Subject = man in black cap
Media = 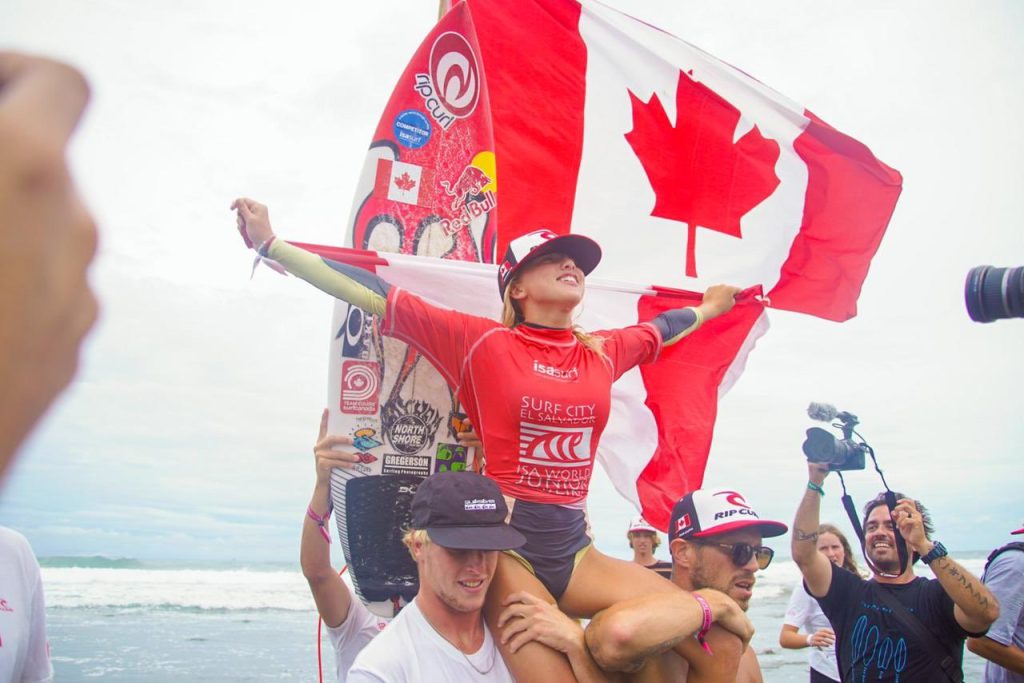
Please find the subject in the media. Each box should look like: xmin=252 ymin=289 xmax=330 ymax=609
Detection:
xmin=348 ymin=470 xmax=599 ymax=682
xmin=586 ymin=487 xmax=784 ymax=682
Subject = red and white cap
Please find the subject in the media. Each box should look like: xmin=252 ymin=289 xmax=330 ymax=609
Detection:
xmin=627 ymin=516 xmax=659 ymax=535
xmin=669 ymin=488 xmax=788 ymax=541
xmin=497 ymin=229 xmax=602 ymax=299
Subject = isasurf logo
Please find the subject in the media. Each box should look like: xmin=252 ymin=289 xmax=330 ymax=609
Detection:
xmin=340 ymin=360 xmax=380 ymax=415
xmin=532 ymin=360 xmax=579 ymax=382
xmin=413 ymin=31 xmax=480 ymax=130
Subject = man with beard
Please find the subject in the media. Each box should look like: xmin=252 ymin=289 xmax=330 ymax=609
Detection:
xmin=586 ymin=488 xmax=783 ymax=682
xmin=792 ymin=463 xmax=999 ymax=681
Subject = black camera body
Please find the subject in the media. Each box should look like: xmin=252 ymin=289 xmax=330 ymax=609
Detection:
xmin=802 ymin=426 xmax=867 ymax=470
xmin=802 ymin=403 xmax=868 ymax=471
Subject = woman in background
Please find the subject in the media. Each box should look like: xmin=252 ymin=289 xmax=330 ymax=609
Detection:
xmin=779 ymin=523 xmax=861 ymax=683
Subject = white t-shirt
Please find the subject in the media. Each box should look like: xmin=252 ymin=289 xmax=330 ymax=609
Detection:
xmin=347 ymin=598 xmax=513 ymax=683
xmin=0 ymin=527 xmax=53 ymax=683
xmin=783 ymin=578 xmax=839 ymax=681
xmin=981 ymin=548 xmax=1024 ymax=683
xmin=325 ymin=596 xmax=389 ymax=682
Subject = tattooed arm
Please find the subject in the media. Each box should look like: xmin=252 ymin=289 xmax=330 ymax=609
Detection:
xmin=892 ymin=498 xmax=999 ymax=633
xmin=791 ymin=463 xmax=833 ymax=597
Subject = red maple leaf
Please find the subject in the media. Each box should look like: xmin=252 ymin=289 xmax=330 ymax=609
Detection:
xmin=625 ymin=70 xmax=781 ymax=278
xmin=393 ymin=172 xmax=417 ymax=192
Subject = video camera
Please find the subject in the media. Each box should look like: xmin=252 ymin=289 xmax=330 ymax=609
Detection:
xmin=801 ymin=402 xmax=867 ymax=471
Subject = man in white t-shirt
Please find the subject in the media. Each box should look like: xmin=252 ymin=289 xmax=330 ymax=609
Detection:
xmin=0 ymin=526 xmax=53 ymax=683
xmin=346 ymin=470 xmax=527 ymax=682
xmin=309 ymin=415 xmax=613 ymax=682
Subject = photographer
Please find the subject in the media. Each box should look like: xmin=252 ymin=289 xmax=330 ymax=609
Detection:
xmin=791 ymin=462 xmax=998 ymax=682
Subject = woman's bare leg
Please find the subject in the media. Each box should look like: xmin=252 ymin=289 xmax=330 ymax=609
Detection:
xmin=484 ymin=553 xmax=580 ymax=682
xmin=559 ymin=545 xmax=678 ymax=617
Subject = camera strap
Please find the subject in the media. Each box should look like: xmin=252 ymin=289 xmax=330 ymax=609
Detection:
xmin=885 ymin=489 xmax=911 ymax=576
xmin=837 ymin=472 xmax=909 ymax=578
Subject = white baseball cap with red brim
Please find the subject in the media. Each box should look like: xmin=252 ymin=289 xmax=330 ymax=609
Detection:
xmin=497 ymin=229 xmax=601 ymax=299
xmin=669 ymin=488 xmax=788 ymax=541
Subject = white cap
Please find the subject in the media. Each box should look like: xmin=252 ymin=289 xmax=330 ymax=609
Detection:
xmin=627 ymin=516 xmax=659 ymax=535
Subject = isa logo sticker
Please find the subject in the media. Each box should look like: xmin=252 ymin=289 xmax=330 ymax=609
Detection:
xmin=393 ymin=110 xmax=432 ymax=149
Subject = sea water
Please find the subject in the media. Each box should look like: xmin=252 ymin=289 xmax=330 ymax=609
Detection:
xmin=41 ymin=555 xmax=989 ymax=681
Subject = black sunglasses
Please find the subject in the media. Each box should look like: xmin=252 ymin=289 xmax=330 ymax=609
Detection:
xmin=695 ymin=541 xmax=774 ymax=570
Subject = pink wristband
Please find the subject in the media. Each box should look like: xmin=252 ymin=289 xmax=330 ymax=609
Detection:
xmin=256 ymin=235 xmax=277 ymax=257
xmin=692 ymin=593 xmax=714 ymax=655
xmin=307 ymin=503 xmax=333 ymax=544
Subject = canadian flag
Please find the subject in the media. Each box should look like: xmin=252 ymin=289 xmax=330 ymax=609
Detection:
xmin=339 ymin=0 xmax=901 ymax=529
xmin=372 ymin=159 xmax=434 ymax=207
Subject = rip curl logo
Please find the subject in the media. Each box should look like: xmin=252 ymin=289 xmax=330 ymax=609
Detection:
xmin=712 ymin=490 xmax=760 ymax=520
xmin=715 ymin=491 xmax=751 ymax=509
xmin=413 ymin=32 xmax=480 ymax=130
xmin=517 ymin=229 xmax=558 ymax=256
xmin=519 ymin=423 xmax=592 ymax=468
xmin=340 ymin=360 xmax=381 ymax=415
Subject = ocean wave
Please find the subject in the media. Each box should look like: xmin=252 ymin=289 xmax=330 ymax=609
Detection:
xmin=39 ymin=555 xmax=145 ymax=569
xmin=40 ymin=567 xmax=318 ymax=612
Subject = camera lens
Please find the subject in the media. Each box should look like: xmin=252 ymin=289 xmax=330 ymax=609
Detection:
xmin=965 ymin=265 xmax=1024 ymax=323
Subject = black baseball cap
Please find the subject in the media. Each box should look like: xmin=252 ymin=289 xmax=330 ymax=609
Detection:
xmin=497 ymin=229 xmax=602 ymax=299
xmin=411 ymin=472 xmax=526 ymax=551
xmin=669 ymin=488 xmax=788 ymax=541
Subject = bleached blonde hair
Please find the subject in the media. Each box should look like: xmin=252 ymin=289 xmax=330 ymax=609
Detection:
xmin=402 ymin=528 xmax=431 ymax=561
xmin=628 ymin=530 xmax=661 ymax=550
xmin=501 ymin=280 xmax=605 ymax=356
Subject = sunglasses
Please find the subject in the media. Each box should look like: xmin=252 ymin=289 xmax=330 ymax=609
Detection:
xmin=695 ymin=541 xmax=775 ymax=570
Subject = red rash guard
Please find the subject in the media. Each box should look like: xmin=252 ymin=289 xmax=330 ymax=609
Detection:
xmin=384 ymin=287 xmax=662 ymax=505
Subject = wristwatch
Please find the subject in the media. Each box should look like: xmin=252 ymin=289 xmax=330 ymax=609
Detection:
xmin=921 ymin=541 xmax=948 ymax=565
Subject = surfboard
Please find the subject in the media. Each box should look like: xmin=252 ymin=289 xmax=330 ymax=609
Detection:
xmin=327 ymin=297 xmax=479 ymax=617
xmin=328 ymin=4 xmax=497 ymax=618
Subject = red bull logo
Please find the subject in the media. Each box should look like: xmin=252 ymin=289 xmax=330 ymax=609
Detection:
xmin=440 ymin=165 xmax=491 ymax=212
xmin=439 ymin=164 xmax=497 ymax=236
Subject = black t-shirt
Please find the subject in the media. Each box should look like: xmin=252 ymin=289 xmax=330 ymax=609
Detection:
xmin=813 ymin=564 xmax=971 ymax=682
xmin=645 ymin=560 xmax=673 ymax=580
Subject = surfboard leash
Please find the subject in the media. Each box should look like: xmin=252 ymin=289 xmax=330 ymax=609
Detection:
xmin=316 ymin=564 xmax=349 ymax=683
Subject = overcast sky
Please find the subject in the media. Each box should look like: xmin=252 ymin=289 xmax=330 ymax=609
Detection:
xmin=1 ymin=0 xmax=1021 ymax=564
